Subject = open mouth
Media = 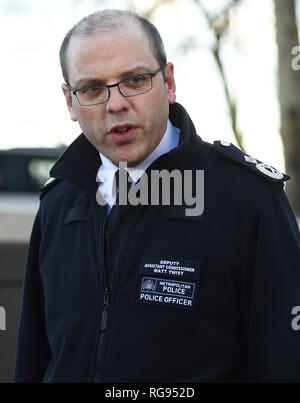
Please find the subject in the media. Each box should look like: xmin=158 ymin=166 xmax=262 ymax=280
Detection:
xmin=110 ymin=125 xmax=137 ymax=142
xmin=114 ymin=126 xmax=131 ymax=134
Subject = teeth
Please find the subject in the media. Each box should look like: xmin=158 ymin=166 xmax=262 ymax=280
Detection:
xmin=115 ymin=127 xmax=130 ymax=133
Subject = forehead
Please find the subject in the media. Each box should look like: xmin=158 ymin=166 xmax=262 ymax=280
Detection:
xmin=67 ymin=26 xmax=157 ymax=84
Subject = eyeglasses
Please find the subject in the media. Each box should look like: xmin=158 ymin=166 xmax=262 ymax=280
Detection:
xmin=67 ymin=66 xmax=165 ymax=106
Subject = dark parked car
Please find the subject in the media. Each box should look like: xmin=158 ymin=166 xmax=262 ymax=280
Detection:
xmin=0 ymin=146 xmax=65 ymax=382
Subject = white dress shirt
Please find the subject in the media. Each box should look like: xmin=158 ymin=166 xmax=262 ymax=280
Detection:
xmin=96 ymin=119 xmax=180 ymax=212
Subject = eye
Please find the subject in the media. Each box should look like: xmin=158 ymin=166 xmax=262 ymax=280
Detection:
xmin=126 ymin=75 xmax=148 ymax=87
xmin=79 ymin=86 xmax=105 ymax=97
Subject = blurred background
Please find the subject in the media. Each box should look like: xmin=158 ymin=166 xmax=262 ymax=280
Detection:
xmin=0 ymin=0 xmax=300 ymax=382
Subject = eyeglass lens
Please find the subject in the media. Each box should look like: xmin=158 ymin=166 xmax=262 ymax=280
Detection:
xmin=76 ymin=74 xmax=153 ymax=105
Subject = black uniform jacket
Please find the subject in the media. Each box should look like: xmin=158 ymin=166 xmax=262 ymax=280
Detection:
xmin=14 ymin=102 xmax=300 ymax=382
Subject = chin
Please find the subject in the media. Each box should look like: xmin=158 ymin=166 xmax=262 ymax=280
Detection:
xmin=126 ymin=160 xmax=141 ymax=168
xmin=114 ymin=152 xmax=146 ymax=167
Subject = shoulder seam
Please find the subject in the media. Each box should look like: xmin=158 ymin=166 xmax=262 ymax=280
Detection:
xmin=39 ymin=178 xmax=60 ymax=200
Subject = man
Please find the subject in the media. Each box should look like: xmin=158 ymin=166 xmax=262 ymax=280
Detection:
xmin=15 ymin=9 xmax=300 ymax=383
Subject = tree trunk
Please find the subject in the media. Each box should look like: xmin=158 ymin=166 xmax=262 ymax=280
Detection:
xmin=274 ymin=0 xmax=300 ymax=216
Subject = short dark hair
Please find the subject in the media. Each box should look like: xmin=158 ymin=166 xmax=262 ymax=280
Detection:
xmin=59 ymin=9 xmax=167 ymax=84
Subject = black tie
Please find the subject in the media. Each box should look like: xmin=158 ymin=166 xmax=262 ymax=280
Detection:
xmin=104 ymin=170 xmax=133 ymax=287
xmin=114 ymin=168 xmax=133 ymax=206
xmin=105 ymin=169 xmax=133 ymax=250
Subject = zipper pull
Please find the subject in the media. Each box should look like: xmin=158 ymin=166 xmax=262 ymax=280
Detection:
xmin=100 ymin=289 xmax=110 ymax=332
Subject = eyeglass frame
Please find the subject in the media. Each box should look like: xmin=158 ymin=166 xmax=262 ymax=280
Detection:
xmin=66 ymin=65 xmax=166 ymax=106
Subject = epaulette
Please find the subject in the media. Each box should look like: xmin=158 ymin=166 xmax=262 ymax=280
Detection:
xmin=39 ymin=177 xmax=60 ymax=200
xmin=213 ymin=140 xmax=290 ymax=185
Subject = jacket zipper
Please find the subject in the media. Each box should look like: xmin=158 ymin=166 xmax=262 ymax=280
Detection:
xmin=100 ymin=288 xmax=110 ymax=331
xmin=92 ymin=210 xmax=133 ymax=382
xmin=92 ymin=200 xmax=135 ymax=381
xmin=93 ymin=213 xmax=110 ymax=382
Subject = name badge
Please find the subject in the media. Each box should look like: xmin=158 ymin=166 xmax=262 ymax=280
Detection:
xmin=140 ymin=256 xmax=200 ymax=280
xmin=137 ymin=276 xmax=197 ymax=310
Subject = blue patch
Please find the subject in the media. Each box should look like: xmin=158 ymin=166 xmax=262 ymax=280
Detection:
xmin=140 ymin=257 xmax=200 ymax=280
xmin=137 ymin=276 xmax=197 ymax=310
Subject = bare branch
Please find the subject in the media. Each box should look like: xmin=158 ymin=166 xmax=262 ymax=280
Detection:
xmin=141 ymin=0 xmax=177 ymax=20
xmin=194 ymin=0 xmax=245 ymax=151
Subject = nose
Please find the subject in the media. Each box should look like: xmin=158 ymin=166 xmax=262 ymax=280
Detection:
xmin=106 ymin=85 xmax=130 ymax=113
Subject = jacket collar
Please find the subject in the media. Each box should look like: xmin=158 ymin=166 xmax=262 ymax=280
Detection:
xmin=50 ymin=102 xmax=200 ymax=192
xmin=50 ymin=131 xmax=100 ymax=192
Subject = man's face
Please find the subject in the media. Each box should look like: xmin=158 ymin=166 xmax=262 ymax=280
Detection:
xmin=62 ymin=25 xmax=176 ymax=167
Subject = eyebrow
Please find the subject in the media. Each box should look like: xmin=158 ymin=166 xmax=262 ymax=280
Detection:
xmin=74 ymin=65 xmax=154 ymax=88
xmin=119 ymin=65 xmax=153 ymax=78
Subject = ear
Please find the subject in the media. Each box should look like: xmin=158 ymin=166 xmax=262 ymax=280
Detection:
xmin=164 ymin=62 xmax=176 ymax=104
xmin=62 ymin=84 xmax=78 ymax=122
